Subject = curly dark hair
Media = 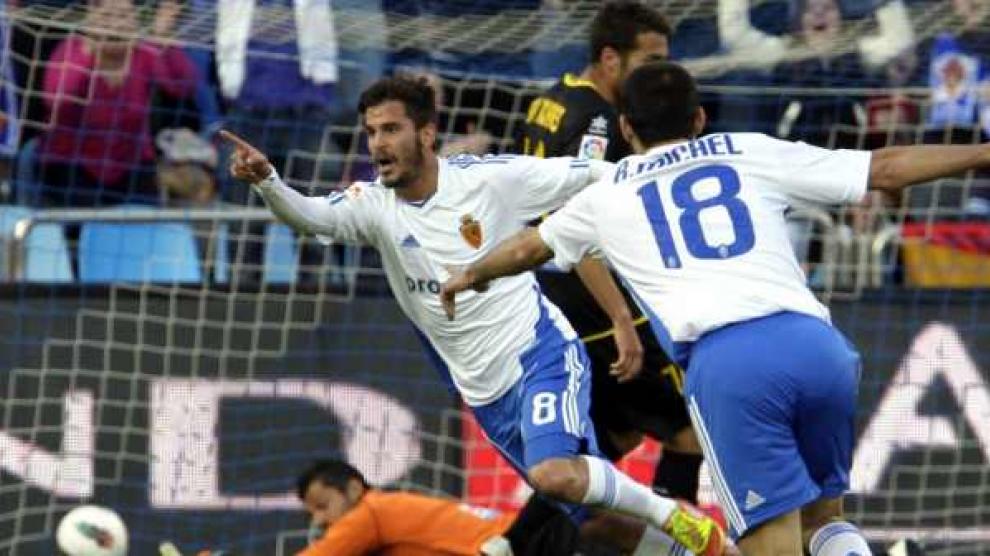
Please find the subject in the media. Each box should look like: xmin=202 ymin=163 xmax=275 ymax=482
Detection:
xmin=358 ymin=75 xmax=438 ymax=129
xmin=619 ymin=61 xmax=699 ymax=144
xmin=590 ymin=1 xmax=672 ymax=62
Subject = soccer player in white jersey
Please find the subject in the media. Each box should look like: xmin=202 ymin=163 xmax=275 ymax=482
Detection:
xmin=222 ymin=75 xmax=729 ymax=556
xmin=442 ymin=61 xmax=990 ymax=556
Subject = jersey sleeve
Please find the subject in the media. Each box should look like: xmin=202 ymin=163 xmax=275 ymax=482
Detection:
xmin=296 ymin=502 xmax=380 ymax=556
xmin=537 ymin=184 xmax=601 ymax=271
xmin=254 ymin=173 xmax=383 ymax=246
xmin=756 ymin=134 xmax=871 ymax=205
xmin=486 ymin=155 xmax=613 ymax=222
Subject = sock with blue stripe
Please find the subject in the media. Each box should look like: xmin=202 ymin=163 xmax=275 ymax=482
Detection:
xmin=581 ymin=455 xmax=677 ymax=529
xmin=809 ymin=521 xmax=872 ymax=556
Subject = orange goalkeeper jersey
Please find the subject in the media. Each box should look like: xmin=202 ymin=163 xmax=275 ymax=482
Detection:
xmin=297 ymin=491 xmax=515 ymax=556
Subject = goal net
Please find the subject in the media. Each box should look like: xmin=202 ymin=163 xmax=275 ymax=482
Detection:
xmin=0 ymin=1 xmax=988 ymax=555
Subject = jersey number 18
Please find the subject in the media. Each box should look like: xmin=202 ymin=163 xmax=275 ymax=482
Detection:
xmin=636 ymin=164 xmax=755 ymax=268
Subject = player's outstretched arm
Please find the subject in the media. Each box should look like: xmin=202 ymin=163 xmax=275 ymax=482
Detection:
xmin=440 ymin=227 xmax=552 ymax=320
xmin=220 ymin=130 xmax=361 ymax=241
xmin=869 ymin=143 xmax=990 ymax=193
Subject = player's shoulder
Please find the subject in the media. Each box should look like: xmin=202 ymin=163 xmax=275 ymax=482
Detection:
xmin=534 ymin=74 xmax=610 ymax=121
xmin=364 ymin=489 xmax=451 ymax=515
xmin=327 ymin=180 xmax=389 ymax=208
xmin=557 ymin=74 xmax=609 ymax=106
xmin=719 ymin=132 xmax=787 ymax=152
xmin=442 ymin=153 xmax=522 ymax=182
xmin=559 ymin=82 xmax=612 ymax=126
xmin=444 ymin=153 xmax=519 ymax=170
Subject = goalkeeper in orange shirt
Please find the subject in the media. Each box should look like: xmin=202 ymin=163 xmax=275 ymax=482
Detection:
xmin=295 ymin=459 xmax=515 ymax=556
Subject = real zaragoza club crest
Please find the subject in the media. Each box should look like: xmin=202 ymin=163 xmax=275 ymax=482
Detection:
xmin=459 ymin=214 xmax=482 ymax=249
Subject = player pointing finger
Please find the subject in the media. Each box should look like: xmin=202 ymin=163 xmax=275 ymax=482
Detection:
xmin=219 ymin=129 xmax=274 ymax=183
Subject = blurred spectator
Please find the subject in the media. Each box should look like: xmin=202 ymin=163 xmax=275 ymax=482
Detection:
xmin=925 ymin=23 xmax=990 ymax=150
xmin=717 ymin=0 xmax=787 ymax=69
xmin=0 ymin=15 xmax=19 ymax=160
xmin=386 ymin=0 xmax=539 ymax=78
xmin=928 ymin=34 xmax=983 ymax=132
xmin=1 ymin=14 xmax=20 ymax=197
xmin=864 ymin=47 xmax=922 ymax=149
xmin=217 ymin=0 xmax=342 ymax=191
xmin=930 ymin=0 xmax=990 ymax=217
xmin=34 ymin=0 xmax=197 ymax=207
xmin=155 ymin=127 xmax=219 ymax=207
xmin=333 ymin=0 xmax=387 ymax=126
xmin=952 ymin=0 xmax=990 ymax=34
xmin=718 ymin=0 xmax=913 ymax=71
xmin=216 ymin=0 xmax=345 ymax=285
xmin=772 ymin=0 xmax=869 ymax=147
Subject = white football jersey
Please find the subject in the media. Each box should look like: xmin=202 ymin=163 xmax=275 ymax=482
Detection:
xmin=538 ymin=132 xmax=871 ymax=343
xmin=256 ymin=154 xmax=609 ymax=405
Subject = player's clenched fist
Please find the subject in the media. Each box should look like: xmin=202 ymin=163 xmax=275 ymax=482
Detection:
xmin=220 ymin=129 xmax=274 ymax=183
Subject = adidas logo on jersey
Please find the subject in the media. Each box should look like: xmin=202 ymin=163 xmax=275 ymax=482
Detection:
xmin=401 ymin=235 xmax=420 ymax=248
xmin=744 ymin=490 xmax=765 ymax=510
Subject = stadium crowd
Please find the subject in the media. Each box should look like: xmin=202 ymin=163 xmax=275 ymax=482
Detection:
xmin=1 ymin=0 xmax=988 ymax=215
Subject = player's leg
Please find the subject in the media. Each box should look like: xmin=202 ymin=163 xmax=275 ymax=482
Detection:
xmin=802 ymin=496 xmax=872 ymax=556
xmin=471 ymin=382 xmax=581 ymax=556
xmin=586 ymin=333 xmax=646 ymax=462
xmin=502 ymin=495 xmax=580 ymax=556
xmin=468 ymin=365 xmax=669 ymax=556
xmin=683 ymin=312 xmax=828 ymax=555
xmin=519 ymin=336 xmax=726 ymax=556
xmin=586 ymin=324 xmax=704 ymax=503
xmin=656 ymin=425 xmax=704 ymax=503
xmin=637 ymin=329 xmax=704 ymax=503
xmin=793 ymin=325 xmax=871 ymax=556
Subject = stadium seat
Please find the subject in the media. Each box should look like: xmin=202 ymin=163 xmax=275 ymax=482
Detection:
xmin=263 ymin=222 xmax=299 ymax=284
xmin=0 ymin=205 xmax=73 ymax=283
xmin=78 ymin=221 xmax=202 ymax=283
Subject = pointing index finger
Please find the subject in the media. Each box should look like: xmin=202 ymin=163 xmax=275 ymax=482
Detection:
xmin=218 ymin=129 xmax=254 ymax=152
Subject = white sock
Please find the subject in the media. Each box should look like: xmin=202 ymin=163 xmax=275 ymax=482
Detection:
xmin=809 ymin=521 xmax=872 ymax=556
xmin=581 ymin=455 xmax=677 ymax=530
xmin=633 ymin=525 xmax=695 ymax=556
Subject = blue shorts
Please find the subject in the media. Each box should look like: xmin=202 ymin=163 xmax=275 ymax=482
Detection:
xmin=678 ymin=311 xmax=861 ymax=540
xmin=472 ymin=295 xmax=601 ymax=520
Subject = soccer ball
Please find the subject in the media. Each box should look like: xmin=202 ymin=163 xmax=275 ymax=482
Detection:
xmin=56 ymin=505 xmax=128 ymax=556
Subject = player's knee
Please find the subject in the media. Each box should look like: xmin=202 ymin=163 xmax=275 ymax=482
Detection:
xmin=527 ymin=458 xmax=587 ymax=503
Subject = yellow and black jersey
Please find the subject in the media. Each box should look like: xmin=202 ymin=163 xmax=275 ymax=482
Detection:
xmin=515 ymin=73 xmax=631 ymax=162
xmin=515 ymin=74 xmax=689 ymax=455
xmin=514 ymin=73 xmax=637 ymax=340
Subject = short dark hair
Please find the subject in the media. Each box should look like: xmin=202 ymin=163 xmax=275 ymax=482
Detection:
xmin=619 ymin=62 xmax=699 ymax=145
xmin=296 ymin=459 xmax=369 ymax=500
xmin=590 ymin=1 xmax=672 ymax=62
xmin=358 ymin=75 xmax=438 ymax=128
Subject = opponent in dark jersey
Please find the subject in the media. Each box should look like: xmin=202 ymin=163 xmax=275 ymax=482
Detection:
xmin=515 ymin=9 xmax=701 ymax=499
xmin=519 ymin=73 xmax=631 ymax=163
xmin=518 ymin=70 xmax=698 ymax=479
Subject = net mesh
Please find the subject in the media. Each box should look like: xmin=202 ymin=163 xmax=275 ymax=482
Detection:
xmin=0 ymin=0 xmax=988 ymax=554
